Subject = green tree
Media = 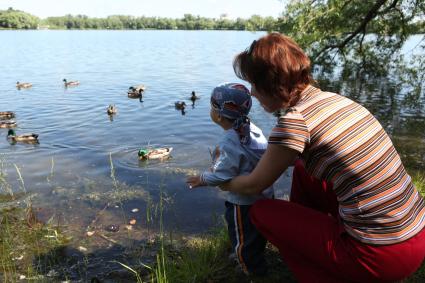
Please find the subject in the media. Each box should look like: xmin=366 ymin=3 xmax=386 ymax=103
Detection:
xmin=0 ymin=8 xmax=39 ymax=29
xmin=105 ymin=15 xmax=124 ymax=29
xmin=278 ymin=0 xmax=425 ymax=79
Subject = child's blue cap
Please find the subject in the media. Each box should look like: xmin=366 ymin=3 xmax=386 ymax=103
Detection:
xmin=211 ymin=83 xmax=252 ymax=144
xmin=211 ymin=83 xmax=252 ymax=120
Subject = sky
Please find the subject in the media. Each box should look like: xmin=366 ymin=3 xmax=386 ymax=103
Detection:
xmin=0 ymin=0 xmax=284 ymax=19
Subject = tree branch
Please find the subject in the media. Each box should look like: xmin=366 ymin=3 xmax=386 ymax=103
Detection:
xmin=314 ymin=0 xmax=390 ymax=60
xmin=378 ymin=0 xmax=400 ymax=15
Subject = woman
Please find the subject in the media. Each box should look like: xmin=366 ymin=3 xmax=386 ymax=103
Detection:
xmin=221 ymin=33 xmax=425 ymax=282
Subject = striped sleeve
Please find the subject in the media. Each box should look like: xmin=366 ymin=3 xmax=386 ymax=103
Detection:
xmin=268 ymin=109 xmax=309 ymax=153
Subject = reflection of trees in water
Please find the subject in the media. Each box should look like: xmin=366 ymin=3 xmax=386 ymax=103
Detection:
xmin=315 ymin=68 xmax=425 ymax=171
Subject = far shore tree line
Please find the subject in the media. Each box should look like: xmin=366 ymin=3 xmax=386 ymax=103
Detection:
xmin=0 ymin=8 xmax=277 ymax=31
xmin=1 ymin=7 xmax=424 ymax=34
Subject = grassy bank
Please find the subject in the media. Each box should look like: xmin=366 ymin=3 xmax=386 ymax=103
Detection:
xmin=1 ymin=159 xmax=425 ymax=282
xmin=0 ymin=207 xmax=70 ymax=281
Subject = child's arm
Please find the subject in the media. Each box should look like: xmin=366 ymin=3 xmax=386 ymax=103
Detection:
xmin=186 ymin=143 xmax=240 ymax=188
xmin=200 ymin=143 xmax=240 ymax=186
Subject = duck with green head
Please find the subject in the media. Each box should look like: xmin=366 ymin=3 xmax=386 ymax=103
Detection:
xmin=7 ymin=129 xmax=39 ymax=143
xmin=138 ymin=147 xmax=173 ymax=160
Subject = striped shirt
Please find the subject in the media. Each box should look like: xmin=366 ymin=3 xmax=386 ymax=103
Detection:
xmin=269 ymin=85 xmax=425 ymax=245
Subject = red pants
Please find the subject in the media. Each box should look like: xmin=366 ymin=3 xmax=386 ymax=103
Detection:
xmin=250 ymin=160 xmax=425 ymax=282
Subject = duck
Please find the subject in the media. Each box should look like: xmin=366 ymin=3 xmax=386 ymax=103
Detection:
xmin=107 ymin=104 xmax=117 ymax=115
xmin=7 ymin=129 xmax=39 ymax=143
xmin=128 ymin=85 xmax=146 ymax=98
xmin=175 ymin=101 xmax=186 ymax=110
xmin=128 ymin=88 xmax=144 ymax=99
xmin=0 ymin=111 xmax=15 ymax=119
xmin=16 ymin=82 xmax=32 ymax=89
xmin=138 ymin=147 xmax=173 ymax=160
xmin=190 ymin=91 xmax=199 ymax=102
xmin=0 ymin=121 xmax=17 ymax=128
xmin=63 ymin=79 xmax=80 ymax=87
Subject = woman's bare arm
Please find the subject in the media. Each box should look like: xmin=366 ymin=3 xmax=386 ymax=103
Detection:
xmin=220 ymin=144 xmax=299 ymax=195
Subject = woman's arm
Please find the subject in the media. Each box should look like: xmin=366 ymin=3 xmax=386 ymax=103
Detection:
xmin=220 ymin=144 xmax=299 ymax=195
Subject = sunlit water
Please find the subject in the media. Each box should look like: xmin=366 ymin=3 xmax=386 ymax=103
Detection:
xmin=0 ymin=31 xmax=424 ymax=237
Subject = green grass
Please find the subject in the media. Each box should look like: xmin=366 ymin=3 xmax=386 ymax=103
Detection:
xmin=149 ymin=224 xmax=293 ymax=283
xmin=164 ymin=227 xmax=230 ymax=283
xmin=413 ymin=172 xmax=425 ymax=197
xmin=0 ymin=207 xmax=69 ymax=282
xmin=407 ymin=173 xmax=425 ymax=283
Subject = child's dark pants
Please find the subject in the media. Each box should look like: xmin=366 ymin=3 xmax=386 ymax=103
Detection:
xmin=225 ymin=201 xmax=268 ymax=275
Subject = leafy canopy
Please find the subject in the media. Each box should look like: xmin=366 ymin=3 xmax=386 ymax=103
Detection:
xmin=278 ymin=0 xmax=425 ymax=79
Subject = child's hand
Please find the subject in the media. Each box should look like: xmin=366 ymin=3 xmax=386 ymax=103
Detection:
xmin=213 ymin=146 xmax=220 ymax=162
xmin=186 ymin=175 xmax=205 ymax=189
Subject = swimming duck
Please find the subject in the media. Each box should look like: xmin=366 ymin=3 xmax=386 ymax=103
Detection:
xmin=138 ymin=147 xmax=173 ymax=160
xmin=0 ymin=121 xmax=17 ymax=128
xmin=107 ymin=104 xmax=117 ymax=115
xmin=175 ymin=101 xmax=186 ymax=110
xmin=190 ymin=91 xmax=199 ymax=102
xmin=128 ymin=88 xmax=144 ymax=99
xmin=7 ymin=129 xmax=39 ymax=143
xmin=128 ymin=85 xmax=146 ymax=98
xmin=16 ymin=82 xmax=32 ymax=89
xmin=63 ymin=79 xmax=80 ymax=87
xmin=0 ymin=111 xmax=15 ymax=119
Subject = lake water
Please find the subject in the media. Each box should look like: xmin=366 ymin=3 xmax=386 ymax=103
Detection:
xmin=0 ymin=31 xmax=424 ymax=239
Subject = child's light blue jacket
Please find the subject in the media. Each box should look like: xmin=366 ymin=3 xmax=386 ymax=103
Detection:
xmin=201 ymin=122 xmax=274 ymax=205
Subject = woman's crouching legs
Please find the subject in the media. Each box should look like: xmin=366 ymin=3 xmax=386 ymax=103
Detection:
xmin=249 ymin=199 xmax=425 ymax=283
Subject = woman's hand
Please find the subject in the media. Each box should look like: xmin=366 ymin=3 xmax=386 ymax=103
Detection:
xmin=186 ymin=175 xmax=205 ymax=189
xmin=219 ymin=180 xmax=232 ymax=191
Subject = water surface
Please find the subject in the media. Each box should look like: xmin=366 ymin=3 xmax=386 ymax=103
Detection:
xmin=0 ymin=31 xmax=424 ymax=237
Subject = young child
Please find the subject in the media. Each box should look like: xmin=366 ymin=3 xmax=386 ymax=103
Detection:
xmin=186 ymin=83 xmax=273 ymax=276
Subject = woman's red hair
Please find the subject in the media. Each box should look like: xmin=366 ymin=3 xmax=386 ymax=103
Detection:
xmin=233 ymin=33 xmax=312 ymax=107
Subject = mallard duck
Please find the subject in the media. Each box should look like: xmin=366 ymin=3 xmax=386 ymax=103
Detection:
xmin=63 ymin=79 xmax=80 ymax=87
xmin=107 ymin=104 xmax=117 ymax=115
xmin=0 ymin=111 xmax=15 ymax=119
xmin=128 ymin=85 xmax=146 ymax=98
xmin=190 ymin=91 xmax=199 ymax=102
xmin=0 ymin=121 xmax=17 ymax=128
xmin=128 ymin=88 xmax=144 ymax=99
xmin=16 ymin=82 xmax=32 ymax=89
xmin=7 ymin=129 xmax=39 ymax=143
xmin=138 ymin=147 xmax=173 ymax=160
xmin=175 ymin=101 xmax=186 ymax=110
